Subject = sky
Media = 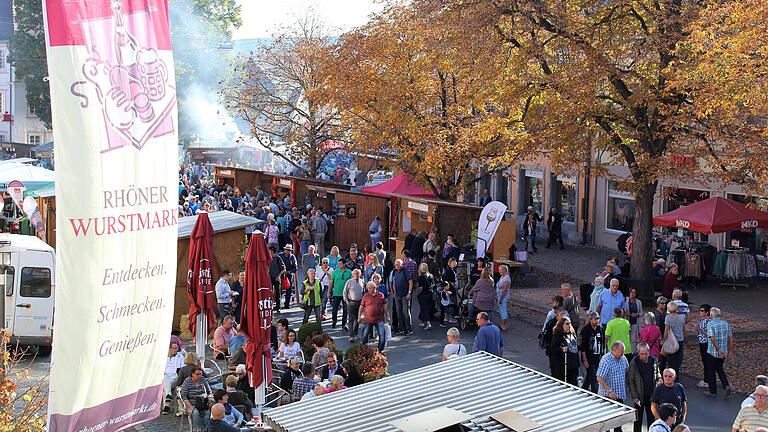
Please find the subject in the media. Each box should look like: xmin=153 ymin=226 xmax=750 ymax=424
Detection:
xmin=232 ymin=0 xmax=385 ymax=40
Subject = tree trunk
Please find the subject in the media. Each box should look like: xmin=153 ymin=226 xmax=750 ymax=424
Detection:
xmin=630 ymin=181 xmax=657 ymax=280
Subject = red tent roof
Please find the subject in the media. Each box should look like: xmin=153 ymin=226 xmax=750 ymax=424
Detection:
xmin=653 ymin=197 xmax=768 ymax=234
xmin=360 ymin=173 xmax=437 ymax=198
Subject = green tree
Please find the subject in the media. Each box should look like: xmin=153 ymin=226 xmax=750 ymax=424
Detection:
xmin=10 ymin=0 xmax=51 ymax=129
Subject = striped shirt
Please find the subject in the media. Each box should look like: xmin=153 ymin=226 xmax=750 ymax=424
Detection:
xmin=732 ymin=404 xmax=768 ymax=431
xmin=179 ymin=376 xmax=212 ymax=402
xmin=706 ymin=318 xmax=732 ymax=357
xmin=597 ymin=352 xmax=629 ymax=401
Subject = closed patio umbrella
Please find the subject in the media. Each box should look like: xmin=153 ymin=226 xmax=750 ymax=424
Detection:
xmin=186 ymin=212 xmax=218 ymax=360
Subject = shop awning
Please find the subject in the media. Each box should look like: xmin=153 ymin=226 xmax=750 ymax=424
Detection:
xmin=178 ymin=211 xmax=262 ymax=239
xmin=653 ymin=197 xmax=768 ymax=233
xmin=359 ymin=173 xmax=437 ymax=198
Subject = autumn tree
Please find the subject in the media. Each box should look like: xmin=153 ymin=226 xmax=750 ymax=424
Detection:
xmin=438 ymin=0 xmax=768 ymax=279
xmin=222 ymin=15 xmax=345 ymax=177
xmin=320 ymin=2 xmax=532 ymax=199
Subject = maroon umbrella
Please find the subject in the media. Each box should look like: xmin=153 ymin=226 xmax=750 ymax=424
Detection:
xmin=241 ymin=231 xmax=274 ymax=394
xmin=186 ymin=212 xmax=217 ymax=338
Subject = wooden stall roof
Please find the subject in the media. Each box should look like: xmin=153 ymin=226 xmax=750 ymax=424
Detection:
xmin=391 ymin=193 xmax=515 ymax=215
xmin=213 ymin=166 xmax=354 ymax=190
xmin=305 ymin=184 xmax=389 ymax=199
xmin=178 ymin=211 xmax=263 ymax=239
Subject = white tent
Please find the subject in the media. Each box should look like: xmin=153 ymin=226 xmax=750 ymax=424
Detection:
xmin=0 ymin=163 xmax=55 ymax=190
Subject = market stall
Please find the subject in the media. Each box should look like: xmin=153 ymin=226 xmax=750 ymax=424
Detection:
xmin=653 ymin=197 xmax=768 ymax=288
xmin=390 ymin=194 xmax=515 ymax=262
xmin=306 ymin=185 xmax=389 ymax=251
xmin=212 ymin=166 xmax=351 ymax=209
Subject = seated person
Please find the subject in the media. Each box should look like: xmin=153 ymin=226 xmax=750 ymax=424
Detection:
xmin=163 ymin=341 xmax=185 ymax=412
xmin=300 ymin=382 xmax=326 ymax=400
xmin=213 ymin=389 xmax=244 ymax=427
xmin=213 ymin=316 xmax=237 ymax=359
xmin=310 ymin=335 xmax=331 ymax=367
xmin=342 ymin=360 xmax=364 ymax=387
xmin=174 ymin=352 xmax=206 ymax=389
xmin=228 ymin=340 xmax=248 ymax=371
xmin=280 ymin=357 xmax=303 ymax=391
xmin=224 ymin=375 xmax=255 ymax=417
xmin=277 ymin=329 xmax=304 ymax=361
xmin=318 ymin=353 xmax=347 ymax=381
xmin=234 ymin=364 xmax=254 ymax=402
xmin=228 ymin=325 xmax=247 ymax=356
xmin=291 ymin=363 xmax=317 ymax=401
xmin=325 ymin=375 xmax=347 ymax=393
xmin=206 ymin=403 xmax=250 ymax=432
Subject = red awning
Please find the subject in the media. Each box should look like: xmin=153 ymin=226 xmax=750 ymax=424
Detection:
xmin=360 ymin=173 xmax=437 ymax=198
xmin=652 ymin=197 xmax=768 ymax=234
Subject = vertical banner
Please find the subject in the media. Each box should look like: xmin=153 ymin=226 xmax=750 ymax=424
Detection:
xmin=476 ymin=201 xmax=507 ymax=258
xmin=43 ymin=1 xmax=178 ymax=431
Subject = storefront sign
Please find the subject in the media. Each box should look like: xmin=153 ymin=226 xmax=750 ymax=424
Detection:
xmin=675 ymin=219 xmax=691 ymax=228
xmin=278 ymin=178 xmax=293 ymax=188
xmin=217 ymin=168 xmax=233 ymax=177
xmin=670 ymin=155 xmax=696 ymax=167
xmin=345 ymin=203 xmax=357 ymax=219
xmin=524 ymin=169 xmax=543 ymax=179
xmin=741 ymin=220 xmax=759 ymax=229
xmin=43 ymin=1 xmax=178 ymax=430
xmin=407 ymin=200 xmax=430 ymax=213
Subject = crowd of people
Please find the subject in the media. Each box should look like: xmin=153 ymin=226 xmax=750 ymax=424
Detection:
xmin=534 ymin=264 xmax=768 ymax=432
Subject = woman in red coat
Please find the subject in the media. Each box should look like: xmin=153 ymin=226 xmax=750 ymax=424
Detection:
xmin=662 ymin=263 xmax=680 ymax=298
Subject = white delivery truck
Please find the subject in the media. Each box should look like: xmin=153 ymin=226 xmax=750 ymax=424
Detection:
xmin=0 ymin=233 xmax=55 ymax=356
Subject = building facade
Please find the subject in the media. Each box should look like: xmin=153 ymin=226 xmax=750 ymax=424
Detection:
xmin=476 ymin=156 xmax=768 ymax=254
xmin=0 ymin=6 xmax=54 ymax=155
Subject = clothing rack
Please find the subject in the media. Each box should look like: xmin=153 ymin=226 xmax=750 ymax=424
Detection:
xmin=720 ymin=247 xmax=753 ymax=290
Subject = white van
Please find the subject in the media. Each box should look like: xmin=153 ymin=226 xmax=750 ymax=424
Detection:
xmin=0 ymin=233 xmax=55 ymax=356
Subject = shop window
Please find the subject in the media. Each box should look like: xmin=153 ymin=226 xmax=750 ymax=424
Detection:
xmin=556 ymin=178 xmax=577 ymax=223
xmin=663 ymin=187 xmax=710 ymax=212
xmin=727 ymin=194 xmax=768 ymax=252
xmin=606 ymin=181 xmax=634 ymax=232
xmin=495 ymin=172 xmax=508 ymax=205
xmin=523 ymin=171 xmax=544 ymax=214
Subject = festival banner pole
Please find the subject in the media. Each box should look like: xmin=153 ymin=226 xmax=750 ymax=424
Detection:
xmin=43 ymin=1 xmax=179 ymax=430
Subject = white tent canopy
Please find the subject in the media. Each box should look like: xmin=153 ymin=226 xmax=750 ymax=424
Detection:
xmin=0 ymin=163 xmax=55 ymax=190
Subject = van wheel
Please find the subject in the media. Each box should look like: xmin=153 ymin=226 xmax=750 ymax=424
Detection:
xmin=37 ymin=346 xmax=52 ymax=357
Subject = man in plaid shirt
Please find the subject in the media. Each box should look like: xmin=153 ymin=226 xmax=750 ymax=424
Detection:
xmin=597 ymin=341 xmax=629 ymax=432
xmin=705 ymin=307 xmax=734 ymax=396
xmin=291 ymin=363 xmax=318 ymax=401
xmin=402 ymin=249 xmax=418 ymax=279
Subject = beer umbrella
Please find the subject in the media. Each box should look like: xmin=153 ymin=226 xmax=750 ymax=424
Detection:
xmin=241 ymin=231 xmax=274 ymax=415
xmin=186 ymin=212 xmax=217 ymax=360
xmin=653 ymin=197 xmax=768 ymax=233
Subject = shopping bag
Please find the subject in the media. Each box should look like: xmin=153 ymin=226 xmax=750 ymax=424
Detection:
xmin=384 ymin=323 xmax=392 ymax=342
xmin=661 ymin=334 xmax=679 ymax=356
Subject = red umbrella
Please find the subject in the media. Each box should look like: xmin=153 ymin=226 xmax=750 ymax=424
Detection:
xmin=186 ymin=212 xmax=217 ymax=338
xmin=241 ymin=232 xmax=274 ymax=395
xmin=653 ymin=197 xmax=768 ymax=233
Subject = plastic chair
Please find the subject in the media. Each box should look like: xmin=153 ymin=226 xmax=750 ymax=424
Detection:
xmin=175 ymin=387 xmax=193 ymax=432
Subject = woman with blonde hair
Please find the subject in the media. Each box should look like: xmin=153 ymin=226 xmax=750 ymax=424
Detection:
xmin=496 ymin=264 xmax=512 ymax=330
xmin=416 ymin=262 xmax=436 ymax=330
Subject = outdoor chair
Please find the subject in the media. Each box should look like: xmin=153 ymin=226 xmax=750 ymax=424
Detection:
xmin=175 ymin=386 xmax=193 ymax=432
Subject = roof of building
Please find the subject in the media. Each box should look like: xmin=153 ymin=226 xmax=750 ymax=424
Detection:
xmin=263 ymin=351 xmax=635 ymax=432
xmin=391 ymin=193 xmax=514 ymax=214
xmin=177 ymin=210 xmax=262 ymax=240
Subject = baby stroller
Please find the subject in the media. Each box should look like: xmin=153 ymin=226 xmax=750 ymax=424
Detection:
xmin=455 ymin=281 xmax=480 ymax=330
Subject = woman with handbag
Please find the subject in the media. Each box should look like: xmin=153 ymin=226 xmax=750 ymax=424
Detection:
xmin=180 ymin=365 xmax=214 ymax=431
xmin=662 ymin=302 xmax=685 ymax=379
xmin=639 ymin=312 xmax=662 ymax=358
